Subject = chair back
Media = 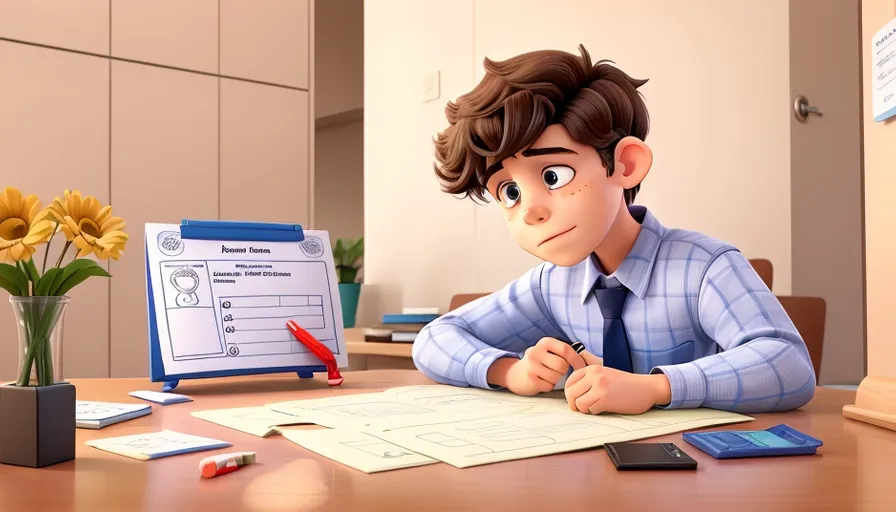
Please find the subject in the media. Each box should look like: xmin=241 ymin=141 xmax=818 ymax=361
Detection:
xmin=748 ymin=258 xmax=774 ymax=290
xmin=449 ymin=293 xmax=489 ymax=311
xmin=777 ymin=295 xmax=826 ymax=383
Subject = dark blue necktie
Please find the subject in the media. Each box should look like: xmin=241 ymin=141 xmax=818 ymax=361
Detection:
xmin=594 ymin=281 xmax=633 ymax=372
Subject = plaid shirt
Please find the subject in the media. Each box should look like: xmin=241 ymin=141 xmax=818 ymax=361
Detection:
xmin=412 ymin=206 xmax=816 ymax=413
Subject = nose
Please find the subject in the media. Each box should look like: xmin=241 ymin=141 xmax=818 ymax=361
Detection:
xmin=523 ymin=204 xmax=551 ymax=225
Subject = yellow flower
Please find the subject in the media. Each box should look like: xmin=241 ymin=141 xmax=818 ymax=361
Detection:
xmin=0 ymin=187 xmax=56 ymax=262
xmin=44 ymin=190 xmax=128 ymax=260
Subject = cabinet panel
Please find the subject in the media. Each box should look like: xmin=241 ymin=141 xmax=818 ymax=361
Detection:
xmin=110 ymin=62 xmax=218 ymax=377
xmin=220 ymin=0 xmax=310 ymax=88
xmin=111 ymin=0 xmax=218 ymax=73
xmin=0 ymin=42 xmax=110 ymax=379
xmin=0 ymin=0 xmax=109 ymax=54
xmin=220 ymin=80 xmax=310 ymax=225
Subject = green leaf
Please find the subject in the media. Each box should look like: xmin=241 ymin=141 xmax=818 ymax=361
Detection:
xmin=35 ymin=268 xmax=61 ymax=296
xmin=332 ymin=239 xmax=346 ymax=265
xmin=54 ymin=259 xmax=111 ymax=296
xmin=22 ymin=259 xmax=40 ymax=285
xmin=346 ymin=238 xmax=364 ymax=266
xmin=0 ymin=263 xmax=28 ymax=296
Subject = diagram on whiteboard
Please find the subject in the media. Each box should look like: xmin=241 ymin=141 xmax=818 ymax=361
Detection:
xmin=144 ymin=222 xmax=348 ymax=378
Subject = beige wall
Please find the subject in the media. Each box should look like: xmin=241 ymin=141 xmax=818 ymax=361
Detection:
xmin=315 ymin=120 xmax=365 ymax=245
xmin=315 ymin=0 xmax=363 ymax=119
xmin=0 ymin=0 xmax=314 ymax=379
xmin=862 ymin=0 xmax=896 ymax=378
xmin=313 ymin=0 xmax=364 ymax=277
xmin=362 ymin=0 xmax=792 ymax=320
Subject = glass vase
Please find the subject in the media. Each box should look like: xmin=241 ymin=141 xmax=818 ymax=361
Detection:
xmin=10 ymin=295 xmax=70 ymax=387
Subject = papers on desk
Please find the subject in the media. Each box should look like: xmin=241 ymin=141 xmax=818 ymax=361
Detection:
xmin=76 ymin=401 xmax=152 ymax=429
xmin=266 ymin=384 xmax=755 ymax=470
xmin=129 ymin=390 xmax=192 ymax=405
xmin=191 ymin=406 xmax=314 ymax=437
xmin=85 ymin=430 xmax=231 ymax=461
xmin=280 ymin=428 xmax=437 ymax=473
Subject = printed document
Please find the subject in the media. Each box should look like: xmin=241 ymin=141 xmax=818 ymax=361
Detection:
xmin=145 ymin=223 xmax=347 ymax=377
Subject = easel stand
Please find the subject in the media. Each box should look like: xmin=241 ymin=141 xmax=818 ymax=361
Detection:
xmin=842 ymin=376 xmax=896 ymax=432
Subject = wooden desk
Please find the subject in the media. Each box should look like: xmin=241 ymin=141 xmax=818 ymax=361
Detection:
xmin=0 ymin=370 xmax=892 ymax=511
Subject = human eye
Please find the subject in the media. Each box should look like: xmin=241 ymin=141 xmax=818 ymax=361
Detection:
xmin=497 ymin=181 xmax=521 ymax=207
xmin=542 ymin=165 xmax=575 ymax=190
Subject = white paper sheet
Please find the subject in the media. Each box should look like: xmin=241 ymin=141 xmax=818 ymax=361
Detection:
xmin=366 ymin=404 xmax=752 ymax=468
xmin=280 ymin=428 xmax=437 ymax=473
xmin=85 ymin=430 xmax=231 ymax=461
xmin=268 ymin=384 xmax=753 ymax=469
xmin=192 ymin=406 xmax=314 ymax=437
xmin=144 ymin=223 xmax=348 ymax=377
xmin=266 ymin=385 xmax=536 ymax=429
xmin=872 ymin=16 xmax=896 ymax=121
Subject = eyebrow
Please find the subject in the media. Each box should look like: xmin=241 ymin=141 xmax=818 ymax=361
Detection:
xmin=485 ymin=146 xmax=578 ymax=175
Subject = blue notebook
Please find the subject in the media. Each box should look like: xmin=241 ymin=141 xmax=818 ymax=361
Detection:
xmin=682 ymin=424 xmax=822 ymax=459
xmin=382 ymin=313 xmax=439 ymax=324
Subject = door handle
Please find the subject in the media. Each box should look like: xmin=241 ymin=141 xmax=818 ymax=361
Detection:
xmin=793 ymin=95 xmax=822 ymax=122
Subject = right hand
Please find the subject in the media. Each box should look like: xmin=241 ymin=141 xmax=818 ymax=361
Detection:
xmin=504 ymin=337 xmax=588 ymax=396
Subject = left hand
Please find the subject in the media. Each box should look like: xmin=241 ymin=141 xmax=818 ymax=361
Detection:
xmin=564 ymin=364 xmax=672 ymax=415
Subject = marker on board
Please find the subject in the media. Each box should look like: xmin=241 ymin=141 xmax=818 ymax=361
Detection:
xmin=286 ymin=320 xmax=344 ymax=386
xmin=199 ymin=452 xmax=256 ymax=479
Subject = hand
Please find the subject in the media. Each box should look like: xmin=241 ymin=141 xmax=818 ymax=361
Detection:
xmin=490 ymin=337 xmax=587 ymax=396
xmin=564 ymin=366 xmax=672 ymax=415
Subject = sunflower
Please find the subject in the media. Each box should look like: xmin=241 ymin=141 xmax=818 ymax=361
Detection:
xmin=0 ymin=187 xmax=56 ymax=262
xmin=44 ymin=190 xmax=128 ymax=260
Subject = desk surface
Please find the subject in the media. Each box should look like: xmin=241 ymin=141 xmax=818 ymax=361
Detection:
xmin=0 ymin=370 xmax=892 ymax=512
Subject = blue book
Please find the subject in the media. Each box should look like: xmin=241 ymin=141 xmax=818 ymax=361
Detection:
xmin=382 ymin=313 xmax=439 ymax=324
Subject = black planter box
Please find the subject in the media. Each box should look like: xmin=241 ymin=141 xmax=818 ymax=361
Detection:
xmin=0 ymin=382 xmax=76 ymax=468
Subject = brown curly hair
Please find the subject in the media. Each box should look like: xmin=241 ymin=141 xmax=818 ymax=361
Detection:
xmin=433 ymin=44 xmax=650 ymax=205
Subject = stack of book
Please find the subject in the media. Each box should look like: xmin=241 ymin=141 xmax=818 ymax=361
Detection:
xmin=364 ymin=307 xmax=440 ymax=342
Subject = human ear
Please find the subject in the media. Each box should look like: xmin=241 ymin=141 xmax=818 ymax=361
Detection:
xmin=612 ymin=136 xmax=652 ymax=188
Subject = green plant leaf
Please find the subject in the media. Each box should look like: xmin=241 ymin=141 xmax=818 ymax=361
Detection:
xmin=0 ymin=262 xmax=28 ymax=296
xmin=21 ymin=258 xmax=40 ymax=285
xmin=54 ymin=258 xmax=110 ymax=295
xmin=346 ymin=237 xmax=364 ymax=266
xmin=332 ymin=239 xmax=346 ymax=266
xmin=35 ymin=267 xmax=62 ymax=296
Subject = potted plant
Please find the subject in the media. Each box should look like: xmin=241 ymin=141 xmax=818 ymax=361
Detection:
xmin=332 ymin=237 xmax=363 ymax=328
xmin=0 ymin=187 xmax=127 ymax=468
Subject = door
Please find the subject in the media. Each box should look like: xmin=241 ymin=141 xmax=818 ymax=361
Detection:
xmin=789 ymin=0 xmax=866 ymax=385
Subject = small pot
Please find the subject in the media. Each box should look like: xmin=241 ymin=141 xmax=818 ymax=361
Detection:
xmin=0 ymin=381 xmax=76 ymax=468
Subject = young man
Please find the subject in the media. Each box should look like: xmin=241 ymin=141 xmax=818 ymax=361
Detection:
xmin=412 ymin=44 xmax=816 ymax=415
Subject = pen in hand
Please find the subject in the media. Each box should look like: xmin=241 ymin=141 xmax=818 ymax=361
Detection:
xmin=571 ymin=342 xmax=602 ymax=366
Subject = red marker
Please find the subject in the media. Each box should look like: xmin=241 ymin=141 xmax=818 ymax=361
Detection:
xmin=199 ymin=452 xmax=256 ymax=479
xmin=286 ymin=320 xmax=344 ymax=386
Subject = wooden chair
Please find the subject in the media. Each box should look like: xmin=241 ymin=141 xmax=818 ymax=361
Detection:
xmin=449 ymin=293 xmax=490 ymax=311
xmin=748 ymin=258 xmax=774 ymax=290
xmin=776 ymin=295 xmax=826 ymax=383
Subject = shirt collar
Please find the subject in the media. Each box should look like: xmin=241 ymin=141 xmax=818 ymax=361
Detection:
xmin=579 ymin=205 xmax=665 ymax=303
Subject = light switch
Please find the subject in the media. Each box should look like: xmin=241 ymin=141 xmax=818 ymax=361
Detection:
xmin=422 ymin=70 xmax=441 ymax=102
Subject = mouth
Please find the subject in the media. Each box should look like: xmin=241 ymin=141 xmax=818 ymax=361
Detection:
xmin=538 ymin=227 xmax=576 ymax=247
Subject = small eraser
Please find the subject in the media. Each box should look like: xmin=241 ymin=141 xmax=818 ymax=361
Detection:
xmin=129 ymin=390 xmax=192 ymax=405
xmin=328 ymin=377 xmax=344 ymax=386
